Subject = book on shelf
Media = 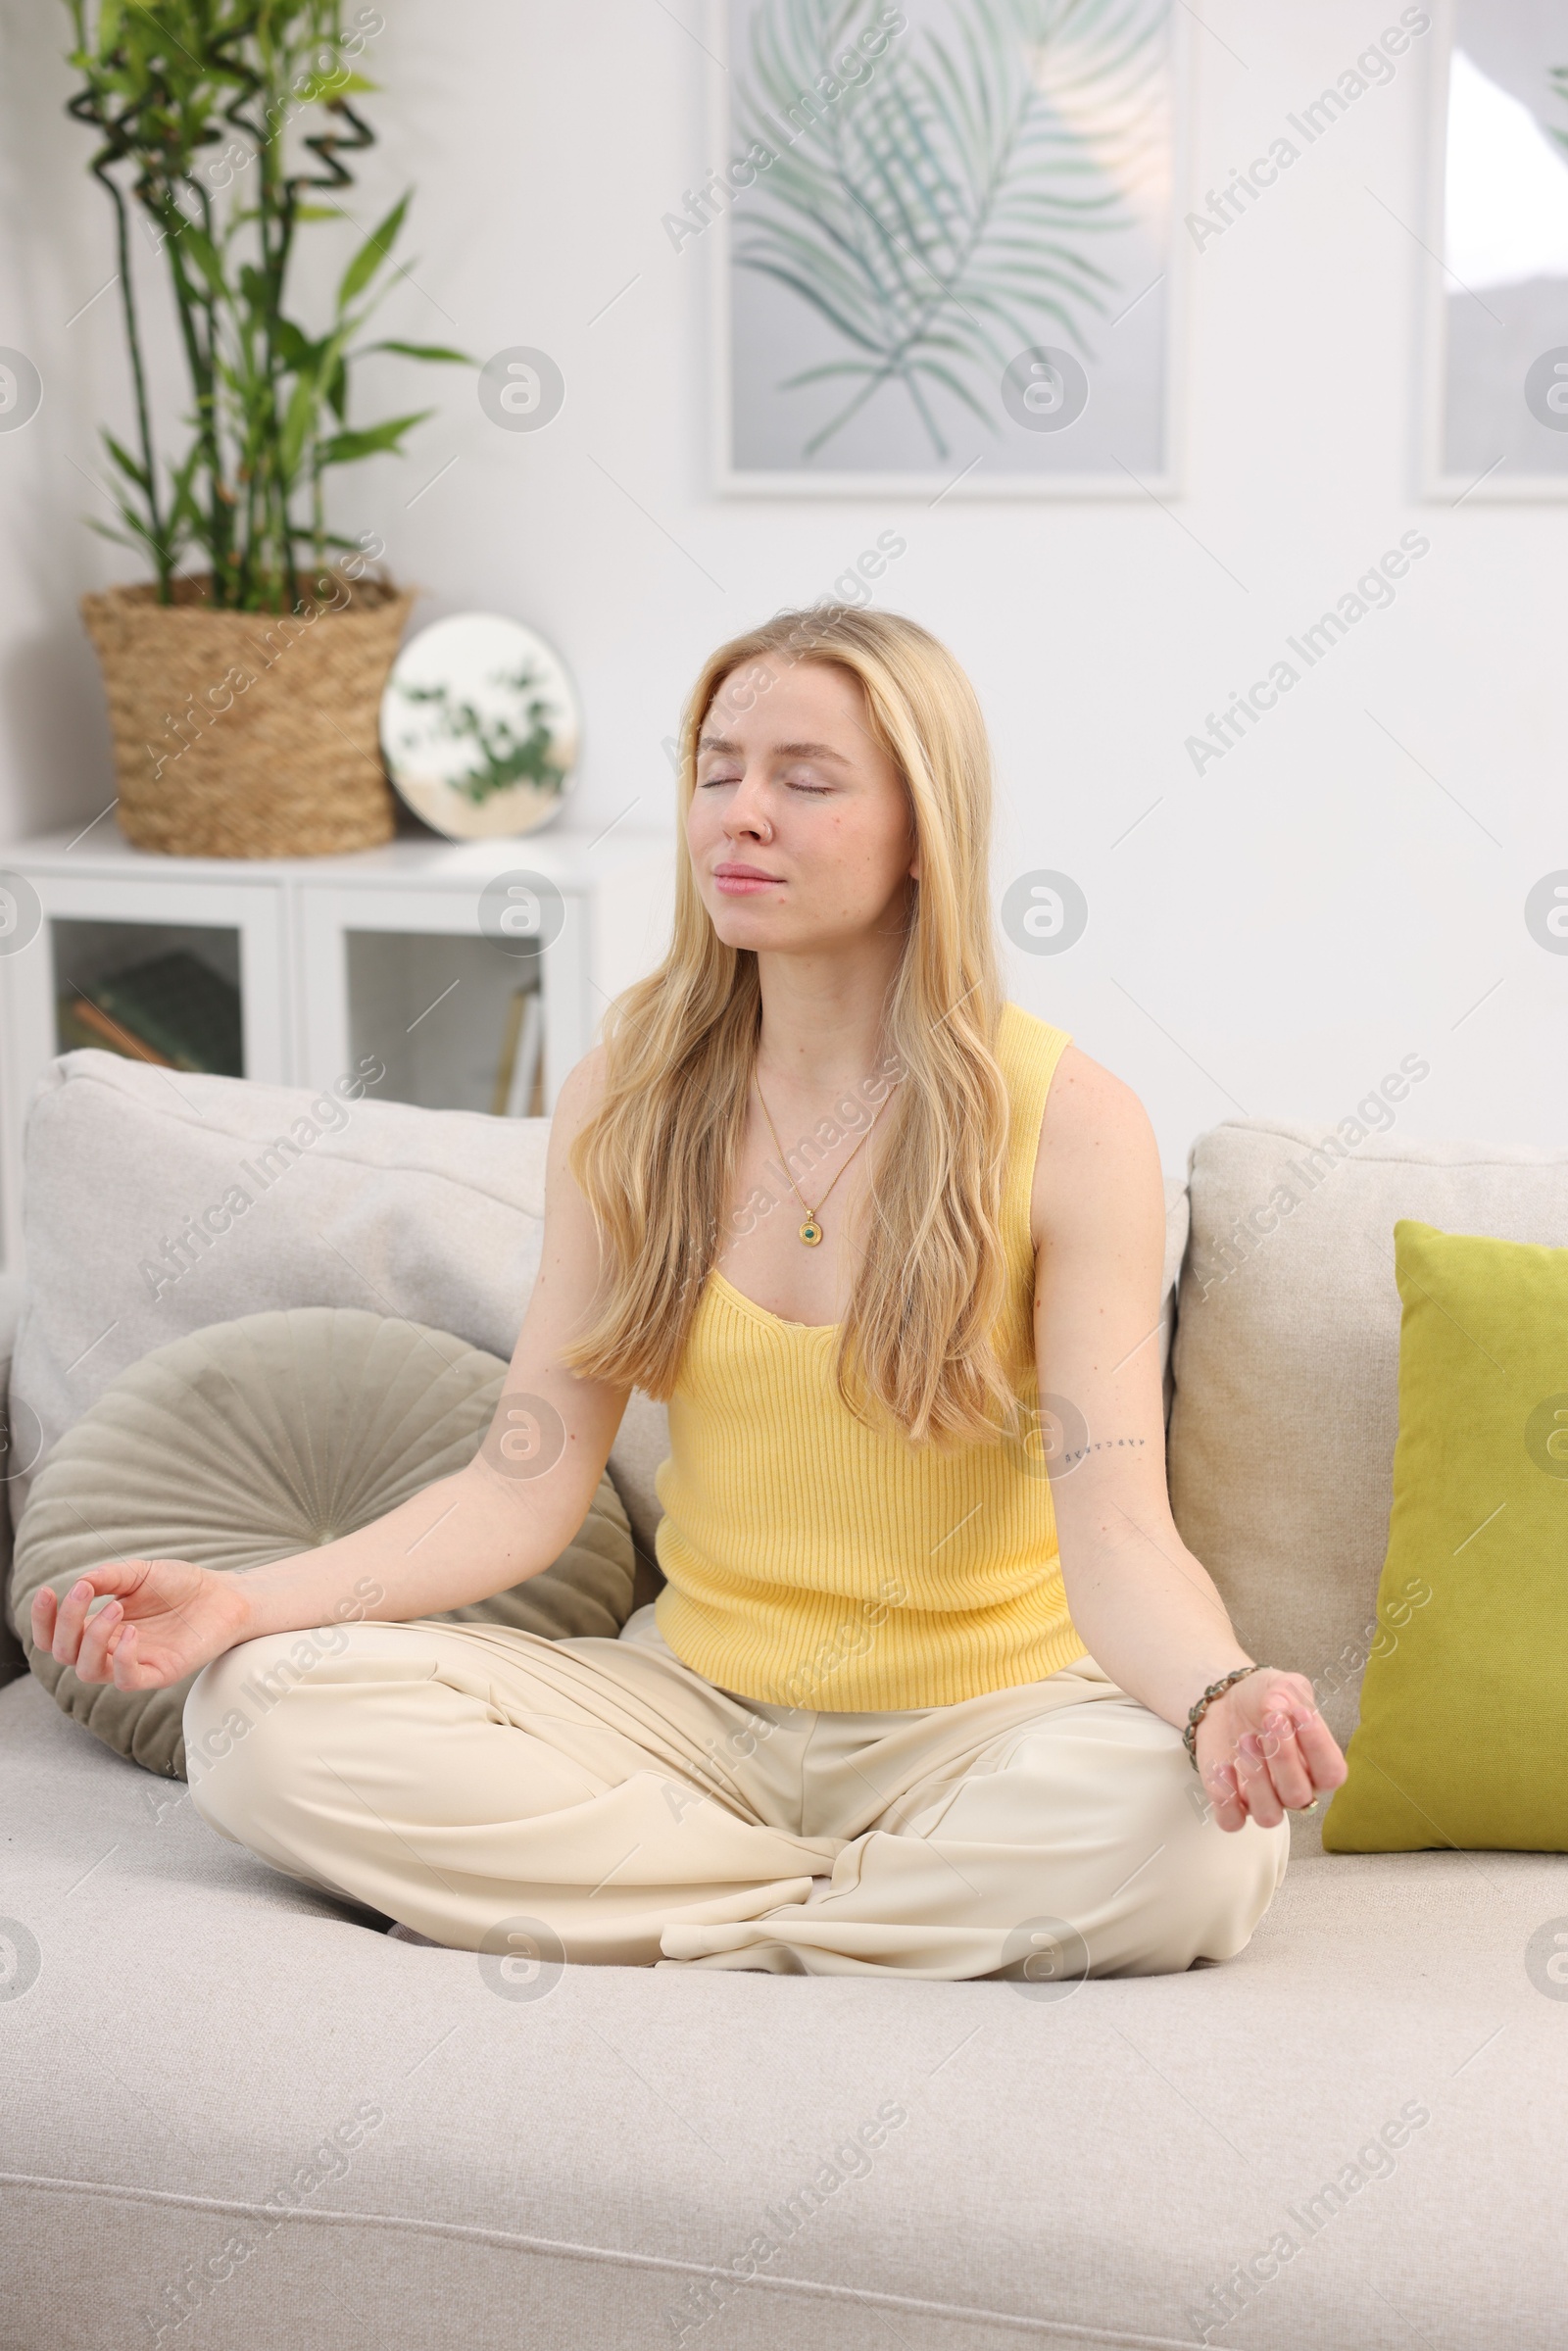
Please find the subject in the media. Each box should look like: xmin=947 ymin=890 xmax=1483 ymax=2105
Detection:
xmin=491 ymin=986 xmax=544 ymax=1118
xmin=56 ymin=950 xmax=243 ymax=1075
xmin=58 ymin=996 xmax=173 ymax=1064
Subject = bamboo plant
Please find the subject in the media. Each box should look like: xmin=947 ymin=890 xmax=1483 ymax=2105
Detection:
xmin=64 ymin=0 xmax=469 ymax=612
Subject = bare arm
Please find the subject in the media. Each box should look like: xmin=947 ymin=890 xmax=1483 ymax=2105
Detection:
xmin=34 ymin=1046 xmax=631 ymax=1688
xmin=1031 ymin=1046 xmax=1346 ymax=1830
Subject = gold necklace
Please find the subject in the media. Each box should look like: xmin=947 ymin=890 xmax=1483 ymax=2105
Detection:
xmin=753 ymin=1067 xmax=898 ymax=1246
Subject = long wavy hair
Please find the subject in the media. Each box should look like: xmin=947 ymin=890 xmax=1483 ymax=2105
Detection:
xmin=560 ymin=606 xmax=1025 ymax=1450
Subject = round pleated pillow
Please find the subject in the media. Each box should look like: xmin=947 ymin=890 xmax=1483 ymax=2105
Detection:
xmin=11 ymin=1307 xmax=636 ymax=1779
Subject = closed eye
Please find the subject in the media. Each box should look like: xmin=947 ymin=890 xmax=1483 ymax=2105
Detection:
xmin=698 ymin=770 xmax=832 ymax=794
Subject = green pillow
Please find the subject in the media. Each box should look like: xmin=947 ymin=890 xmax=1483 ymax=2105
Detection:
xmin=11 ymin=1307 xmax=635 ymax=1780
xmin=1323 ymin=1219 xmax=1568 ymax=1852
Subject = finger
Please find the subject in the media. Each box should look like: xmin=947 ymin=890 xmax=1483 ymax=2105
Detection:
xmin=1281 ymin=1703 xmax=1348 ymax=1794
xmin=110 ymin=1620 xmax=149 ymax=1691
xmin=1234 ymin=1735 xmax=1286 ymax=1829
xmin=1250 ymin=1707 xmax=1315 ymax=1810
xmin=29 ymin=1586 xmax=58 ymax=1647
xmin=76 ymin=1597 xmax=124 ymax=1686
xmin=1259 ymin=1671 xmax=1319 ymax=1711
xmin=51 ymin=1577 xmax=99 ymax=1666
xmin=1248 ymin=1678 xmax=1347 ymax=1799
xmin=66 ymin=1558 xmax=152 ymax=1597
xmin=1202 ymin=1759 xmax=1248 ymax=1834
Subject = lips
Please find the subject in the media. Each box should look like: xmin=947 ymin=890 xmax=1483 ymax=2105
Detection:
xmin=711 ymin=863 xmax=783 ymax=894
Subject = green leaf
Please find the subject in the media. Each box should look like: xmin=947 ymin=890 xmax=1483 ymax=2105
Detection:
xmin=366 ymin=340 xmax=476 ymax=365
xmin=272 ymin=318 xmax=318 ymax=370
xmin=336 ymin=192 xmax=411 ymax=312
xmin=87 ymin=496 xmax=177 ymax=562
xmin=279 ymin=371 xmax=320 ymax=486
xmin=295 ymin=68 xmax=377 ymax=104
xmin=317 ymin=410 xmax=432 ymax=465
xmin=176 ymin=220 xmax=227 ymax=299
xmin=907 ymin=354 xmax=997 ymax=430
xmin=84 ymin=516 xmax=142 ymax=553
xmin=102 ymin=431 xmax=151 ymax=493
xmin=735 ymin=259 xmax=887 ymax=355
xmin=781 ymin=359 xmax=890 ymax=388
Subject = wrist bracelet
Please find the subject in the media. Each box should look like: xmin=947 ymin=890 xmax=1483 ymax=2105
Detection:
xmin=1182 ymin=1664 xmax=1264 ymax=1771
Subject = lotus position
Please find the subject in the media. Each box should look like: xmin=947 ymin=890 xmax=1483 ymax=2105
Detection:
xmin=34 ymin=609 xmax=1345 ymax=1981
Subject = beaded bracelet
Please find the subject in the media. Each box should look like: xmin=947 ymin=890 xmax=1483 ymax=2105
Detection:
xmin=1182 ymin=1664 xmax=1265 ymax=1771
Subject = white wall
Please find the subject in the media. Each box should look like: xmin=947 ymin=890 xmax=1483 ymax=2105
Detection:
xmin=1 ymin=1 xmax=1564 ymax=1170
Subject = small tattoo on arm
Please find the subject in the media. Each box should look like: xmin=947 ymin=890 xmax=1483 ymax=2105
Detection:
xmin=1057 ymin=1437 xmax=1149 ymax=1470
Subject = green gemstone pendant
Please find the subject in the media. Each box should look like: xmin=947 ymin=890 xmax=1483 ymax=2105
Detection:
xmin=800 ymin=1217 xmax=822 ymax=1246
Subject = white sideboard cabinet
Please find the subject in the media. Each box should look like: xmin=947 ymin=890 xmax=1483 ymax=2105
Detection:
xmin=0 ymin=823 xmax=675 ymax=1274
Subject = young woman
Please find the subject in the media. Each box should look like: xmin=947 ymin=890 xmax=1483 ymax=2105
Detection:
xmin=34 ymin=609 xmax=1345 ymax=1982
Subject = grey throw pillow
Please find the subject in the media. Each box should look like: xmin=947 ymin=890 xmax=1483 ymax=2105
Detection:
xmin=10 ymin=1306 xmax=635 ymax=1777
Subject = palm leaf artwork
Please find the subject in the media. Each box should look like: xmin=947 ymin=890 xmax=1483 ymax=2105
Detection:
xmin=731 ymin=0 xmax=1168 ymax=461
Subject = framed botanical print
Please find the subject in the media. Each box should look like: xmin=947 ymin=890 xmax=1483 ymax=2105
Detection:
xmin=694 ymin=0 xmax=1185 ymax=497
xmin=1424 ymin=0 xmax=1568 ymax=498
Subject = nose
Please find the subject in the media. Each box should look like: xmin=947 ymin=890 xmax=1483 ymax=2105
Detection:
xmin=721 ymin=763 xmax=772 ymax=841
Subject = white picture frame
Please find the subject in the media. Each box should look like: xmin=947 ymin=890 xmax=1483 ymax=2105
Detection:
xmin=707 ymin=0 xmax=1190 ymax=501
xmin=1420 ymin=0 xmax=1568 ymax=502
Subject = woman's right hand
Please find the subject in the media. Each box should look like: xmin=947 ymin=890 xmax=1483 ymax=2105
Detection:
xmin=30 ymin=1559 xmax=252 ymax=1691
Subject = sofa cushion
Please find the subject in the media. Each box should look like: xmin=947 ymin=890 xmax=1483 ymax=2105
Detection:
xmin=3 ymin=1051 xmax=671 ymax=1599
xmin=1169 ymin=1119 xmax=1568 ymax=1794
xmin=3 ymin=1666 xmax=1566 ymax=2350
xmin=11 ymin=1307 xmax=635 ymax=1779
xmin=1323 ymin=1221 xmax=1568 ymax=1853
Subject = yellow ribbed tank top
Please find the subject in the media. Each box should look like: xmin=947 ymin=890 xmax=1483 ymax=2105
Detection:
xmin=652 ymin=1003 xmax=1089 ymax=1710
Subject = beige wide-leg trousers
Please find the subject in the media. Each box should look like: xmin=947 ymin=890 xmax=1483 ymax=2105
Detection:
xmin=182 ymin=1605 xmax=1289 ymax=1981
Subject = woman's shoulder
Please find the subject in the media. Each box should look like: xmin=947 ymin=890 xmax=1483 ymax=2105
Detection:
xmin=997 ymin=1004 xmax=1150 ymax=1144
xmin=1011 ymin=1024 xmax=1160 ymax=1246
xmin=998 ymin=1000 xmax=1073 ymax=1099
xmin=999 ymin=1004 xmax=1146 ymax=1122
xmin=999 ymin=999 xmax=1071 ymax=1053
xmin=554 ymin=1042 xmax=610 ymax=1124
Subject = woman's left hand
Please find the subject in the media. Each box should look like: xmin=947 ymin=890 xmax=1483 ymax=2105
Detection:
xmin=1193 ymin=1669 xmax=1348 ymax=1832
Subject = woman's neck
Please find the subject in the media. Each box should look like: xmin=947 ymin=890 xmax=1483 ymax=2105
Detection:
xmin=751 ymin=938 xmax=904 ymax=1095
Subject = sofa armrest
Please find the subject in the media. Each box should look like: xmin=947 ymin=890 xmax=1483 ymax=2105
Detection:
xmin=0 ymin=1275 xmax=30 ymax=1688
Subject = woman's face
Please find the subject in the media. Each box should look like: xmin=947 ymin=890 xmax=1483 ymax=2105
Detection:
xmin=687 ymin=656 xmax=919 ymax=955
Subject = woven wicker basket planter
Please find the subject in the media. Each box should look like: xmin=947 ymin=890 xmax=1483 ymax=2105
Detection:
xmin=80 ymin=575 xmax=414 ymax=858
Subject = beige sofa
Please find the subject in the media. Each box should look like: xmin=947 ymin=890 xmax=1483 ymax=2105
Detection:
xmin=2 ymin=1050 xmax=1565 ymax=2350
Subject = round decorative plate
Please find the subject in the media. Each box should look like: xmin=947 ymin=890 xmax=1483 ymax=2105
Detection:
xmin=379 ymin=612 xmax=580 ymax=839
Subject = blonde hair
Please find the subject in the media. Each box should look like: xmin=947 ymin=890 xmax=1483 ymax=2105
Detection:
xmin=561 ymin=606 xmax=1023 ymax=1449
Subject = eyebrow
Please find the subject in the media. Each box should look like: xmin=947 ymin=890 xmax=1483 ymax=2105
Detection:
xmin=698 ymin=734 xmax=851 ymax=763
